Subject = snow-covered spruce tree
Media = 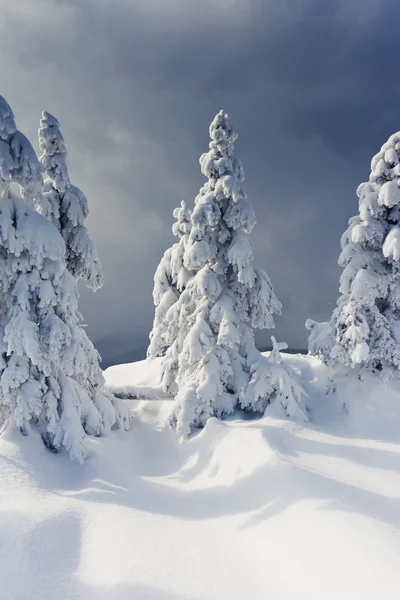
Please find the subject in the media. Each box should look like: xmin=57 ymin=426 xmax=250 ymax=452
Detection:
xmin=38 ymin=111 xmax=103 ymax=290
xmin=37 ymin=109 xmax=130 ymax=431
xmin=166 ymin=110 xmax=305 ymax=437
xmin=0 ymin=96 xmax=129 ymax=461
xmin=147 ymin=200 xmax=193 ymax=362
xmin=306 ymin=131 xmax=400 ymax=376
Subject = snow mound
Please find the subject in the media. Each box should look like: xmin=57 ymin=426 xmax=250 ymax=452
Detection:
xmin=105 ymin=357 xmax=168 ymax=400
xmin=1 ymin=354 xmax=400 ymax=599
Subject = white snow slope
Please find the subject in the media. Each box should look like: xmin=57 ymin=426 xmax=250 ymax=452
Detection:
xmin=1 ymin=354 xmax=400 ymax=600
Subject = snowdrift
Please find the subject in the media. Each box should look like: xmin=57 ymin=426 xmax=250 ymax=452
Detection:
xmin=1 ymin=354 xmax=400 ymax=599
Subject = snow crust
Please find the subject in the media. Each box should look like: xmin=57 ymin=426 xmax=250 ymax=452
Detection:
xmin=1 ymin=354 xmax=400 ymax=599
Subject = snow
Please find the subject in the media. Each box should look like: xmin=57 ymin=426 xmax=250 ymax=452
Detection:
xmin=1 ymin=354 xmax=400 ymax=599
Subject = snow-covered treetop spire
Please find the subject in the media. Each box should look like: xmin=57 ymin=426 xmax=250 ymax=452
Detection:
xmin=207 ymin=109 xmax=238 ymax=159
xmin=185 ymin=110 xmax=256 ymax=286
xmin=0 ymin=96 xmax=16 ymax=142
xmin=0 ymin=95 xmax=43 ymax=202
xmin=198 ymin=110 xmax=247 ymax=213
xmin=38 ymin=111 xmax=70 ymax=193
xmin=0 ymin=97 xmax=15 ymax=194
xmin=38 ymin=110 xmax=103 ymax=291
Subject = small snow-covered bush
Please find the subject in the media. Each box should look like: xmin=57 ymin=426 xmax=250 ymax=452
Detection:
xmin=243 ymin=337 xmax=308 ymax=421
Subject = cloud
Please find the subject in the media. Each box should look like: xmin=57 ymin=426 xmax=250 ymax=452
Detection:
xmin=0 ymin=0 xmax=398 ymax=362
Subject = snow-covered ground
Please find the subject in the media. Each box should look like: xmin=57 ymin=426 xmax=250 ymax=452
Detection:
xmin=1 ymin=354 xmax=400 ymax=599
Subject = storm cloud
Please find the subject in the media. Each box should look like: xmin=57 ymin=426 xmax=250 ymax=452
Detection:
xmin=0 ymin=0 xmax=398 ymax=365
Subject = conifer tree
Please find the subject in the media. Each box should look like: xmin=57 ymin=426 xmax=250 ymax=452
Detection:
xmin=0 ymin=96 xmax=129 ymax=461
xmin=37 ymin=110 xmax=129 ymax=429
xmin=167 ymin=110 xmax=285 ymax=436
xmin=38 ymin=111 xmax=103 ymax=290
xmin=307 ymin=131 xmax=400 ymax=376
xmin=147 ymin=200 xmax=193 ymax=362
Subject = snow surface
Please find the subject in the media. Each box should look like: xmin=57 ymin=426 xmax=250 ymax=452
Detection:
xmin=1 ymin=354 xmax=400 ymax=599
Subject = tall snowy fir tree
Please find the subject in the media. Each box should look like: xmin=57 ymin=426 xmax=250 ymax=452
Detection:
xmin=37 ymin=109 xmax=130 ymax=436
xmin=162 ymin=110 xmax=306 ymax=437
xmin=0 ymin=96 xmax=129 ymax=462
xmin=38 ymin=111 xmax=103 ymax=290
xmin=307 ymin=131 xmax=400 ymax=377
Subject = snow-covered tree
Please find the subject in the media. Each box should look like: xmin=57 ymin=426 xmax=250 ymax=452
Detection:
xmin=0 ymin=96 xmax=129 ymax=461
xmin=37 ymin=110 xmax=129 ymax=430
xmin=38 ymin=111 xmax=103 ymax=291
xmin=166 ymin=110 xmax=286 ymax=437
xmin=147 ymin=200 xmax=193 ymax=361
xmin=307 ymin=131 xmax=400 ymax=376
xmin=243 ymin=337 xmax=308 ymax=421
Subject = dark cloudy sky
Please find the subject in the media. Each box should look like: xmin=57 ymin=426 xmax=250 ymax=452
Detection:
xmin=0 ymin=0 xmax=398 ymax=366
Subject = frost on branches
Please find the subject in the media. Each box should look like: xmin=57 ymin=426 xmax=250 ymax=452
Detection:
xmin=0 ymin=96 xmax=129 ymax=462
xmin=147 ymin=200 xmax=193 ymax=364
xmin=307 ymin=131 xmax=400 ymax=376
xmin=165 ymin=110 xmax=298 ymax=437
xmin=38 ymin=111 xmax=103 ymax=291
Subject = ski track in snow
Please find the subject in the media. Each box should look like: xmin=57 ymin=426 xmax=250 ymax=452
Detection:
xmin=1 ymin=355 xmax=400 ymax=599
